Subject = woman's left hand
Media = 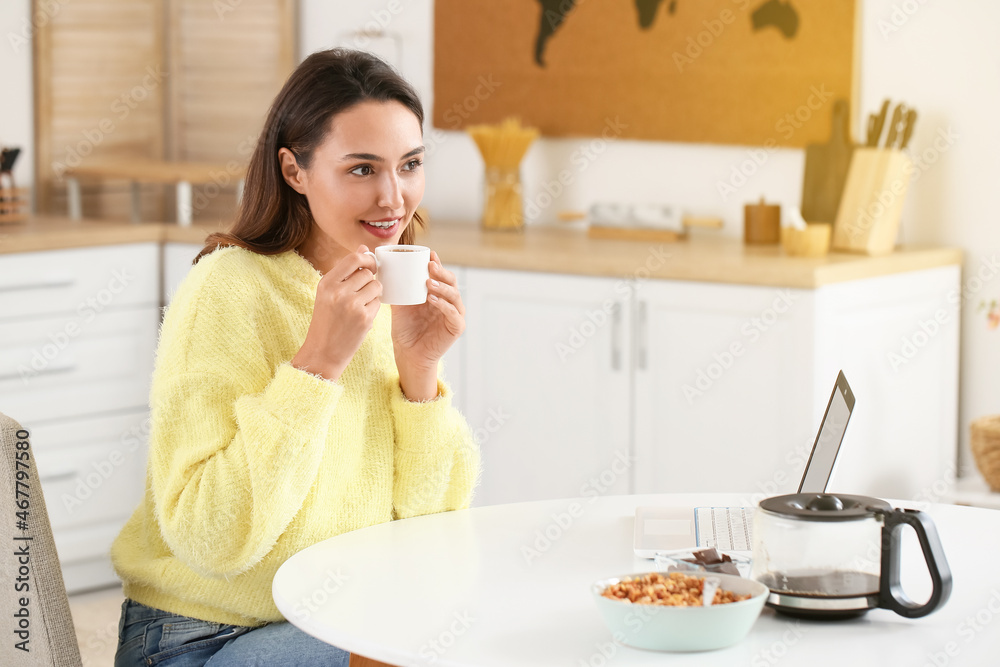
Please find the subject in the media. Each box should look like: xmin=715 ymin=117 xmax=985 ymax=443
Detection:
xmin=391 ymin=251 xmax=465 ymax=400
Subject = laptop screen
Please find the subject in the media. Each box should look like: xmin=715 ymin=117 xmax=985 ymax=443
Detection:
xmin=798 ymin=372 xmax=855 ymax=493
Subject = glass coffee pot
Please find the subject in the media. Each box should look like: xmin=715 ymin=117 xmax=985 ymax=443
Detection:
xmin=751 ymin=493 xmax=952 ymax=619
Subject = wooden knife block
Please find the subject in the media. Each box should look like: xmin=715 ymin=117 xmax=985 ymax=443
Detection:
xmin=832 ymin=148 xmax=912 ymax=255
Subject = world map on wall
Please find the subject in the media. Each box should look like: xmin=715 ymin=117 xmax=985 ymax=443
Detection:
xmin=433 ymin=0 xmax=855 ymax=147
xmin=534 ymin=0 xmax=800 ymax=66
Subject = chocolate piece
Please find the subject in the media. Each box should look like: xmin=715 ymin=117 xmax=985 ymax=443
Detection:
xmin=671 ymin=548 xmax=741 ymax=576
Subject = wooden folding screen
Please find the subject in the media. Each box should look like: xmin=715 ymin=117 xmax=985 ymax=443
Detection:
xmin=34 ymin=0 xmax=297 ymax=223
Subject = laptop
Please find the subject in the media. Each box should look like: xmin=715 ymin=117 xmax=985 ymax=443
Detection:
xmin=633 ymin=370 xmax=856 ymax=557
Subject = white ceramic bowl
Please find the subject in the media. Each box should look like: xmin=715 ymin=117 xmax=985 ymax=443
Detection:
xmin=591 ymin=571 xmax=768 ymax=652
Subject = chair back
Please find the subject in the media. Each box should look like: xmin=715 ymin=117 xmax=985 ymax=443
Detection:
xmin=1 ymin=413 xmax=83 ymax=666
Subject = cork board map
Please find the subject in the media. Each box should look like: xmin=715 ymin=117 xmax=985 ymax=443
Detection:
xmin=433 ymin=0 xmax=856 ymax=147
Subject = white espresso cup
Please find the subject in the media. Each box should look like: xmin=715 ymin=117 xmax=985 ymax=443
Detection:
xmin=366 ymin=245 xmax=431 ymax=305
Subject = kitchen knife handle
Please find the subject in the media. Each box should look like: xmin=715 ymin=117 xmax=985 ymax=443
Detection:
xmin=899 ymin=109 xmax=918 ymax=149
xmin=884 ymin=104 xmax=905 ymax=149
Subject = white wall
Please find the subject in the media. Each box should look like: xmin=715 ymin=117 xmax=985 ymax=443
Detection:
xmin=853 ymin=1 xmax=1000 ymax=482
xmin=3 ymin=0 xmax=997 ymax=480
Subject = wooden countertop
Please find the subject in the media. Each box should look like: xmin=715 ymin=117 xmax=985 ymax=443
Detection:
xmin=0 ymin=215 xmax=223 ymax=254
xmin=415 ymin=222 xmax=962 ymax=288
xmin=1 ymin=216 xmax=962 ymax=288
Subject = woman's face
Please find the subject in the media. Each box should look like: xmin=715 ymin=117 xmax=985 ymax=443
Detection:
xmin=284 ymin=100 xmax=424 ymax=269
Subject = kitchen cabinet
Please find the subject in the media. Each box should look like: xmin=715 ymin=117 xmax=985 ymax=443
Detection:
xmin=3 ymin=221 xmax=962 ymax=559
xmin=0 ymin=243 xmax=159 ymax=592
xmin=462 ymin=265 xmax=960 ymax=506
xmin=633 ymin=279 xmax=814 ymax=498
xmin=463 ymin=269 xmax=632 ymax=506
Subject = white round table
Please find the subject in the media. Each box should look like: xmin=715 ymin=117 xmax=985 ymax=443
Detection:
xmin=272 ymin=494 xmax=1000 ymax=666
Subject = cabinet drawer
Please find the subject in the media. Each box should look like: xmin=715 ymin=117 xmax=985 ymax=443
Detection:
xmin=52 ymin=520 xmax=122 ymax=568
xmin=25 ymin=409 xmax=149 ymax=452
xmin=0 ymin=307 xmax=158 ymax=422
xmin=0 ymin=243 xmax=159 ymax=320
xmin=32 ymin=412 xmax=148 ymax=532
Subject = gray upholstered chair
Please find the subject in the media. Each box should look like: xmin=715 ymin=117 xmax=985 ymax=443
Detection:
xmin=1 ymin=412 xmax=83 ymax=667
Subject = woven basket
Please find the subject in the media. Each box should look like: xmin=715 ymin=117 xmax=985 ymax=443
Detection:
xmin=971 ymin=415 xmax=1000 ymax=492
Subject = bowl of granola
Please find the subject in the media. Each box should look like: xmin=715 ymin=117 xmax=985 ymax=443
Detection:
xmin=591 ymin=570 xmax=767 ymax=651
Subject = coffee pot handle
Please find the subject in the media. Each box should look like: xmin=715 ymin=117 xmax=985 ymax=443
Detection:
xmin=878 ymin=508 xmax=953 ymax=618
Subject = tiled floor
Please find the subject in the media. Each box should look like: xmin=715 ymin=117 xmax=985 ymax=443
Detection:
xmin=68 ymin=584 xmax=125 ymax=666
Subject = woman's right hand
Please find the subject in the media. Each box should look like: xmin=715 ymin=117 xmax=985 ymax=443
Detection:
xmin=291 ymin=245 xmax=381 ymax=381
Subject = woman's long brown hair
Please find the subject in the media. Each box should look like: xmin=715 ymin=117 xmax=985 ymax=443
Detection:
xmin=195 ymin=48 xmax=425 ymax=263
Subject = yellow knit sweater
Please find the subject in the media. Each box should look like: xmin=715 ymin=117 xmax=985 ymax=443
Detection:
xmin=111 ymin=246 xmax=480 ymax=626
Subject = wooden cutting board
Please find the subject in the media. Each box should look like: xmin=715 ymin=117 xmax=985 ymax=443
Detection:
xmin=801 ymin=99 xmax=855 ymax=223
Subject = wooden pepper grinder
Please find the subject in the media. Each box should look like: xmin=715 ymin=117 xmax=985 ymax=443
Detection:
xmin=744 ymin=197 xmax=781 ymax=245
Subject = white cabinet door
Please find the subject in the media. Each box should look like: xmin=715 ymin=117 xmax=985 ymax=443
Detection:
xmin=633 ymin=280 xmax=815 ymax=498
xmin=813 ymin=266 xmax=960 ymax=500
xmin=464 ymin=269 xmax=632 ymax=506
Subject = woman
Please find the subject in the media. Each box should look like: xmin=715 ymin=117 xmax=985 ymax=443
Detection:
xmin=112 ymin=48 xmax=480 ymax=666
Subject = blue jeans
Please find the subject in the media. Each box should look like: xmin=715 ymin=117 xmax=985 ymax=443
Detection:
xmin=114 ymin=599 xmax=351 ymax=666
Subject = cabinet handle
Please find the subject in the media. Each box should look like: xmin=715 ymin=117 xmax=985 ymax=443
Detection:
xmin=611 ymin=302 xmax=622 ymax=371
xmin=40 ymin=470 xmax=78 ymax=484
xmin=637 ymin=300 xmax=648 ymax=371
xmin=0 ymin=363 xmax=77 ymax=382
xmin=0 ymin=277 xmax=76 ymax=293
